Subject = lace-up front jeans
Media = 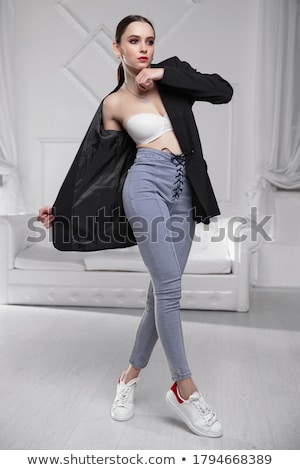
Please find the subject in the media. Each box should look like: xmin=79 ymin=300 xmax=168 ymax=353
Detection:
xmin=122 ymin=148 xmax=196 ymax=381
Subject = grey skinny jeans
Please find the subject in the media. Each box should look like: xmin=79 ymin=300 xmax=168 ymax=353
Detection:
xmin=122 ymin=148 xmax=196 ymax=381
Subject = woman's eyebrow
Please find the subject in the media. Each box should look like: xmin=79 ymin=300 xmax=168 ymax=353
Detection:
xmin=127 ymin=34 xmax=155 ymax=40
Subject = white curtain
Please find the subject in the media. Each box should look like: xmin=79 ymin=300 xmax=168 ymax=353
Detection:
xmin=249 ymin=0 xmax=300 ymax=218
xmin=0 ymin=0 xmax=23 ymax=213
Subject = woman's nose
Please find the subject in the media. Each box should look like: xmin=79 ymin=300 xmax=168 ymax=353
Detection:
xmin=140 ymin=42 xmax=147 ymax=53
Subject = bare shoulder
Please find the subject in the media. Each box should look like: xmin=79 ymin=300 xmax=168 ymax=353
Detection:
xmin=103 ymin=91 xmax=124 ymax=118
xmin=102 ymin=91 xmax=123 ymax=131
xmin=103 ymin=91 xmax=120 ymax=108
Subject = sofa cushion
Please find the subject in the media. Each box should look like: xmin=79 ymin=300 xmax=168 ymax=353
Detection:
xmin=14 ymin=219 xmax=232 ymax=274
xmin=83 ymin=241 xmax=231 ymax=274
xmin=185 ymin=241 xmax=231 ymax=274
xmin=14 ymin=244 xmax=86 ymax=271
xmin=84 ymin=245 xmax=145 ymax=272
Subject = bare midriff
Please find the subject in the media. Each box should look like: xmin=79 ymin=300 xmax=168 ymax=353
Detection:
xmin=136 ymin=130 xmax=182 ymax=154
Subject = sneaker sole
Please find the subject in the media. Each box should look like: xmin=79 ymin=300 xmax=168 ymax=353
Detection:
xmin=166 ymin=391 xmax=223 ymax=438
xmin=111 ymin=410 xmax=135 ymax=422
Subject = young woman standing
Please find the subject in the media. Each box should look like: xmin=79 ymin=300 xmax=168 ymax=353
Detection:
xmin=39 ymin=15 xmax=233 ymax=438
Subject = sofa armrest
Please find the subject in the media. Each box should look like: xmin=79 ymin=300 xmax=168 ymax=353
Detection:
xmin=217 ymin=217 xmax=252 ymax=311
xmin=222 ymin=218 xmax=251 ymax=275
xmin=0 ymin=213 xmax=40 ymax=303
xmin=0 ymin=214 xmax=37 ymax=269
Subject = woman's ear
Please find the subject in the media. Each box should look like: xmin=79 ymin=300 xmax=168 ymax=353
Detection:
xmin=112 ymin=41 xmax=121 ymax=59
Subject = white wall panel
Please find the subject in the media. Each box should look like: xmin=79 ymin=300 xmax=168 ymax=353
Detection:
xmin=13 ymin=0 xmax=259 ymax=220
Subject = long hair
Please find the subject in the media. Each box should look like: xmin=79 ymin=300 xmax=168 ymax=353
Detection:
xmin=115 ymin=15 xmax=155 ymax=86
xmin=117 ymin=63 xmax=125 ymax=86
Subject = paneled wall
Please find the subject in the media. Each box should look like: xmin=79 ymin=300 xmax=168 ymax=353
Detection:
xmin=17 ymin=0 xmax=298 ymax=287
xmin=13 ymin=0 xmax=259 ymax=216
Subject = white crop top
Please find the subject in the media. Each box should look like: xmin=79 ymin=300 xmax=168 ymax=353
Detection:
xmin=125 ymin=113 xmax=173 ymax=145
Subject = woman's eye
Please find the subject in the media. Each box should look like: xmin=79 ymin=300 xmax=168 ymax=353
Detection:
xmin=129 ymin=39 xmax=154 ymax=45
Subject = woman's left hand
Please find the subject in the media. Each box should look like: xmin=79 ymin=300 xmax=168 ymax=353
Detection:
xmin=135 ymin=68 xmax=164 ymax=91
xmin=37 ymin=205 xmax=55 ymax=228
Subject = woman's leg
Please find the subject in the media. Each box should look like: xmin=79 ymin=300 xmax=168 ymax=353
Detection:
xmin=122 ymin=152 xmax=195 ymax=383
xmin=114 ymin=150 xmax=222 ymax=436
xmin=122 ymin=282 xmax=156 ymax=383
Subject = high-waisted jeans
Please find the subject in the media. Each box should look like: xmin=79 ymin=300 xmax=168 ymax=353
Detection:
xmin=122 ymin=148 xmax=196 ymax=381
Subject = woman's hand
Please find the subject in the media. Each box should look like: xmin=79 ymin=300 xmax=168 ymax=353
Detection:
xmin=37 ymin=205 xmax=55 ymax=228
xmin=135 ymin=67 xmax=164 ymax=92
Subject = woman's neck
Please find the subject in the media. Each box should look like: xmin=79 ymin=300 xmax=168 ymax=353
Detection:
xmin=123 ymin=72 xmax=146 ymax=97
xmin=123 ymin=68 xmax=138 ymax=86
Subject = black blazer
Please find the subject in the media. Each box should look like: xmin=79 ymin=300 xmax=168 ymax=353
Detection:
xmin=52 ymin=56 xmax=233 ymax=251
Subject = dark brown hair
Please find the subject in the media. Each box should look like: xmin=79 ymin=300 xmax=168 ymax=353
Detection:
xmin=115 ymin=15 xmax=155 ymax=85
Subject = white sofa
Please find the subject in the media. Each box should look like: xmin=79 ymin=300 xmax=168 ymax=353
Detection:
xmin=0 ymin=213 xmax=253 ymax=311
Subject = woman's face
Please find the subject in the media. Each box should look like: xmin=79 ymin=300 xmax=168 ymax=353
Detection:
xmin=115 ymin=21 xmax=155 ymax=72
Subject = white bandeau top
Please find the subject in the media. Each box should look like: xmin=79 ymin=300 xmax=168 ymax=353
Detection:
xmin=125 ymin=113 xmax=173 ymax=145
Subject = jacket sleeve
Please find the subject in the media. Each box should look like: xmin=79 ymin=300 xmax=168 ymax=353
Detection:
xmin=155 ymin=56 xmax=233 ymax=104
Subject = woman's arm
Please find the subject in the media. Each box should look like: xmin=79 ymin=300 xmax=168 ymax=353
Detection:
xmin=153 ymin=56 xmax=233 ymax=104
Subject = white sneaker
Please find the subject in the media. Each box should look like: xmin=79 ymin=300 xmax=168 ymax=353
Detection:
xmin=111 ymin=372 xmax=139 ymax=421
xmin=166 ymin=382 xmax=223 ymax=437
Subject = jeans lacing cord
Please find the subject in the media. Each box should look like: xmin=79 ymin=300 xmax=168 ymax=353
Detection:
xmin=172 ymin=161 xmax=185 ymax=199
xmin=162 ymin=148 xmax=194 ymax=200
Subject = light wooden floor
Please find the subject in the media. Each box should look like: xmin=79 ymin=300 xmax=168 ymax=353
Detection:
xmin=0 ymin=287 xmax=299 ymax=450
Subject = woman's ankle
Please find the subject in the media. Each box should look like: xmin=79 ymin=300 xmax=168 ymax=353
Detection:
xmin=176 ymin=378 xmax=198 ymax=400
xmin=123 ymin=365 xmax=141 ymax=384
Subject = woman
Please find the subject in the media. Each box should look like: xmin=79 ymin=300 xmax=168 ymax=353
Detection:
xmin=39 ymin=15 xmax=233 ymax=438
